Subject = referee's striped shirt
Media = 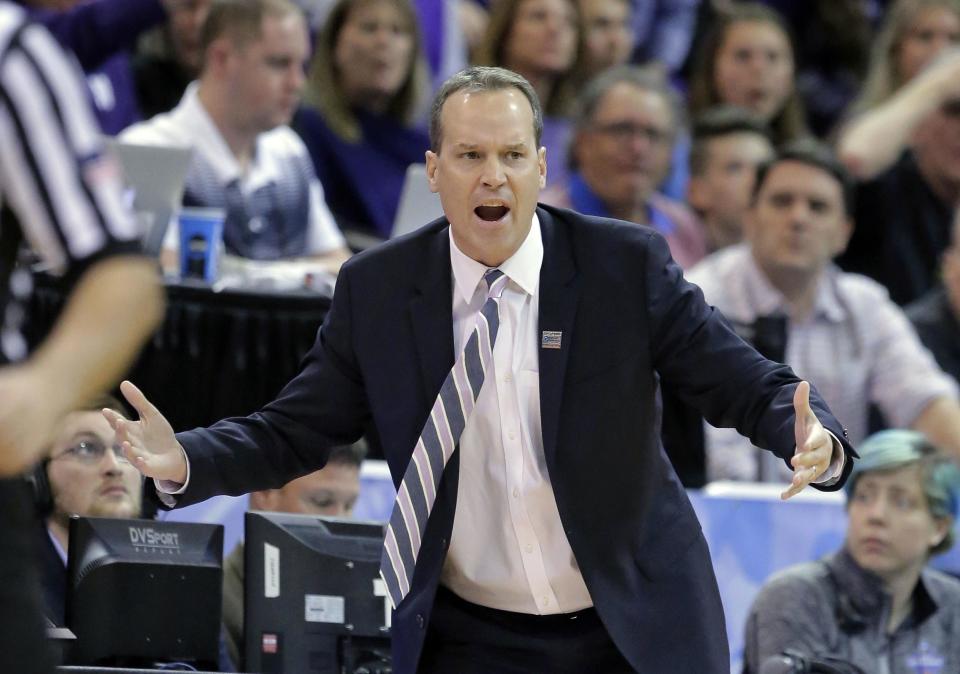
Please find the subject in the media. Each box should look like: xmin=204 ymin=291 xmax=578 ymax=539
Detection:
xmin=0 ymin=3 xmax=141 ymax=361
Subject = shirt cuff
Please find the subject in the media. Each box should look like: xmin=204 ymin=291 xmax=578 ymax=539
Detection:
xmin=812 ymin=431 xmax=845 ymax=487
xmin=153 ymin=445 xmax=191 ymax=506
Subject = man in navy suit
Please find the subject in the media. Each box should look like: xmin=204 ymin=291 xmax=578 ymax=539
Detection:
xmin=108 ymin=67 xmax=855 ymax=673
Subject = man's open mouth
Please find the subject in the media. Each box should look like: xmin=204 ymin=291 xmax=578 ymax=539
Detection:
xmin=475 ymin=205 xmax=510 ymax=221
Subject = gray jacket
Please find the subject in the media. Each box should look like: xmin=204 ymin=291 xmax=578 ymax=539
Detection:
xmin=743 ymin=549 xmax=960 ymax=674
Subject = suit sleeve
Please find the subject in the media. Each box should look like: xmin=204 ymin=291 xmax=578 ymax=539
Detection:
xmin=173 ymin=263 xmax=371 ymax=507
xmin=644 ymin=232 xmax=855 ymax=487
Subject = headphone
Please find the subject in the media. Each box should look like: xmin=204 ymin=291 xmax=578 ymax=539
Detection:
xmin=24 ymin=459 xmax=54 ymax=519
xmin=23 ymin=458 xmax=158 ymax=521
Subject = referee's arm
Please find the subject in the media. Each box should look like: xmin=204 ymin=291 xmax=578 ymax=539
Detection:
xmin=0 ymin=13 xmax=163 ymax=475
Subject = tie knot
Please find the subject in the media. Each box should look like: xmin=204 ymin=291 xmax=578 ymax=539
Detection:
xmin=484 ymin=269 xmax=506 ymax=299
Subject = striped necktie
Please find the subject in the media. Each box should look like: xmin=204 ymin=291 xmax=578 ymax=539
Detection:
xmin=380 ymin=268 xmax=508 ymax=608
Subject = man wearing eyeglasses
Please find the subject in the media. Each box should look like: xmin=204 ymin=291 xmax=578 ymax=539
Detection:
xmin=34 ymin=394 xmax=143 ymax=626
xmin=540 ymin=64 xmax=706 ymax=269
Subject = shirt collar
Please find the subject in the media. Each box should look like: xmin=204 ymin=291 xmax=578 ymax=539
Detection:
xmin=831 ymin=548 xmax=943 ymax=628
xmin=744 ymin=248 xmax=847 ymax=323
xmin=175 ymin=82 xmax=281 ymax=192
xmin=449 ymin=212 xmax=543 ymax=303
xmin=47 ymin=528 xmax=67 ymax=566
xmin=568 ymin=171 xmax=674 ymax=235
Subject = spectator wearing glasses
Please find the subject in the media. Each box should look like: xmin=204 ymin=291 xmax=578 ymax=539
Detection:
xmin=540 ymin=65 xmax=705 ymax=268
xmin=33 ymin=394 xmax=144 ymax=627
xmin=34 ymin=394 xmax=235 ymax=671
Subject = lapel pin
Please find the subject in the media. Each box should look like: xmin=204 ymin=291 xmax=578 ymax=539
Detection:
xmin=541 ymin=330 xmax=562 ymax=349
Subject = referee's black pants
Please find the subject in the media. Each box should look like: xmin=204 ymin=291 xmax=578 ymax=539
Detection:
xmin=418 ymin=585 xmax=636 ymax=673
xmin=0 ymin=478 xmax=55 ymax=674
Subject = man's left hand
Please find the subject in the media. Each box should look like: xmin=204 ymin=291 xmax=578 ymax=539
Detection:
xmin=781 ymin=381 xmax=833 ymax=500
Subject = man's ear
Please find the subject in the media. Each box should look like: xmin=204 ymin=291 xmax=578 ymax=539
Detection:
xmin=203 ymin=37 xmax=232 ymax=76
xmin=425 ymin=150 xmax=440 ymax=194
xmin=538 ymin=146 xmax=547 ymax=189
xmin=833 ymin=215 xmax=855 ymax=257
xmin=742 ymin=206 xmax=759 ymax=243
xmin=249 ymin=490 xmax=277 ymax=511
xmin=687 ymin=176 xmax=709 ymax=212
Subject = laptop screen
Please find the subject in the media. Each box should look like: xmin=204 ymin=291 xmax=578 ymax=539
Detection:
xmin=107 ymin=139 xmax=192 ymax=256
xmin=391 ymin=163 xmax=444 ymax=239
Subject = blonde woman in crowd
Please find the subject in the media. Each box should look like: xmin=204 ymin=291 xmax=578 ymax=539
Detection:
xmin=849 ymin=0 xmax=960 ymax=117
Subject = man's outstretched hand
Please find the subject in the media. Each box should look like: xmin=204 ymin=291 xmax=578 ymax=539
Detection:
xmin=103 ymin=380 xmax=187 ymax=484
xmin=781 ymin=381 xmax=834 ymax=500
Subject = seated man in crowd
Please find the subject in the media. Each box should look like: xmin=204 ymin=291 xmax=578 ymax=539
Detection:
xmin=34 ymin=395 xmax=144 ymax=626
xmin=123 ymin=0 xmax=351 ymax=271
xmin=687 ymin=140 xmax=960 ymax=483
xmin=221 ymin=443 xmax=364 ymax=670
xmin=743 ymin=430 xmax=960 ymax=674
xmin=36 ymin=395 xmax=235 ymax=670
xmin=540 ymin=65 xmax=706 ymax=269
xmin=908 ymin=206 xmax=960 ymax=384
xmin=686 ymin=105 xmax=774 ymax=253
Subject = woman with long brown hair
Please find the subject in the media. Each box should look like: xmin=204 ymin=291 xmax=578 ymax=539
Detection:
xmin=294 ymin=0 xmax=431 ymax=239
xmin=688 ymin=3 xmax=807 ymax=145
xmin=473 ymin=0 xmax=586 ymax=186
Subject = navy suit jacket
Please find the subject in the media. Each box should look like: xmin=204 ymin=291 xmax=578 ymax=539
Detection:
xmin=173 ymin=204 xmax=854 ymax=673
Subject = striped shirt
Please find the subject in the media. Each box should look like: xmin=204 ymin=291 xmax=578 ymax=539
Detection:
xmin=0 ymin=4 xmax=140 ymax=363
xmin=688 ymin=243 xmax=959 ymax=483
xmin=122 ymin=83 xmax=347 ymax=260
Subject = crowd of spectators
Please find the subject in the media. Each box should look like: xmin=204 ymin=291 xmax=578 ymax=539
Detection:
xmin=16 ymin=0 xmax=960 ymax=669
xmin=21 ymin=0 xmax=955 ymax=287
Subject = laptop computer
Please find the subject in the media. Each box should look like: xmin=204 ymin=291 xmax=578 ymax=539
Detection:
xmin=390 ymin=163 xmax=444 ymax=239
xmin=107 ymin=139 xmax=192 ymax=256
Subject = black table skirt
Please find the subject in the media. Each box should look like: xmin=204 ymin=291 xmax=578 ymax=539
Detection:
xmin=26 ymin=273 xmax=331 ymax=434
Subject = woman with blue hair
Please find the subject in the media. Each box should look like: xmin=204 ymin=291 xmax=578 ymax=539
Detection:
xmin=743 ymin=430 xmax=960 ymax=674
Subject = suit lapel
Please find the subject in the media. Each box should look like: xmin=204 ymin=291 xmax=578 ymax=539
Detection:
xmin=408 ymin=223 xmax=455 ymax=411
xmin=537 ymin=207 xmax=580 ymax=467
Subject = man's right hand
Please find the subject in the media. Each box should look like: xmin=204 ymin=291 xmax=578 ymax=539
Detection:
xmin=104 ymin=380 xmax=187 ymax=484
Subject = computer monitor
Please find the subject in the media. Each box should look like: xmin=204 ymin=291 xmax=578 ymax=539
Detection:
xmin=243 ymin=511 xmax=391 ymax=674
xmin=65 ymin=516 xmax=224 ymax=669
